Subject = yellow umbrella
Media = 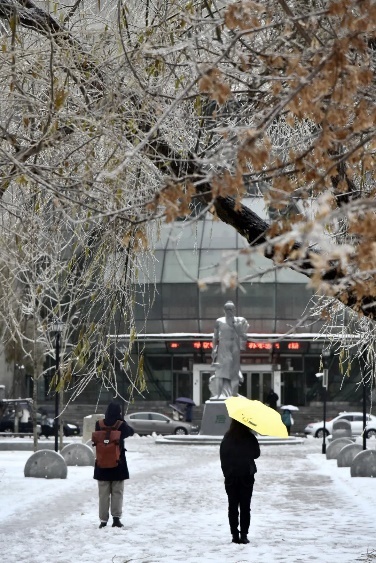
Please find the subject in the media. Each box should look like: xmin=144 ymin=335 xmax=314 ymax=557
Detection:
xmin=225 ymin=396 xmax=288 ymax=438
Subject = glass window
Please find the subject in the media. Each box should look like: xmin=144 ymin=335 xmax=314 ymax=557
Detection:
xmin=163 ymin=319 xmax=200 ymax=332
xmin=201 ymin=220 xmax=237 ymax=249
xmin=153 ymin=224 xmax=172 ymax=250
xmin=199 ymin=285 xmax=237 ymax=321
xmin=136 ymin=251 xmax=164 ymax=283
xmin=145 ymin=356 xmax=170 ymax=370
xmin=247 ymin=318 xmax=276 ymax=333
xmin=276 ymin=267 xmax=311 ymax=283
xmin=130 ymin=413 xmax=150 ymax=420
xmin=134 ymin=284 xmax=162 ymax=320
xmin=339 ymin=415 xmax=353 ymax=421
xmin=276 ymin=284 xmax=313 ymax=319
xmin=275 ymin=319 xmax=325 ymax=333
xmin=198 ymin=249 xmax=237 ymax=280
xmin=150 ymin=413 xmax=169 ymax=421
xmin=135 ymin=319 xmax=163 ymax=333
xmin=162 ymin=284 xmax=198 ymax=319
xmin=238 ymin=252 xmax=276 ymax=283
xmin=166 ymin=222 xmax=204 ymax=249
xmin=200 ymin=318 xmax=219 ymax=333
xmin=162 ymin=250 xmax=199 ymax=282
xmin=238 ymin=283 xmax=275 ymax=319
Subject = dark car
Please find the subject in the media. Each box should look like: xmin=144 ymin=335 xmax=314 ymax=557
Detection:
xmin=37 ymin=409 xmax=80 ymax=438
xmin=0 ymin=404 xmax=41 ymax=435
xmin=0 ymin=408 xmax=80 ymax=438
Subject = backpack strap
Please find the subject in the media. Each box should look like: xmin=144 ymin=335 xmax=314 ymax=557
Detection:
xmin=98 ymin=419 xmax=122 ymax=430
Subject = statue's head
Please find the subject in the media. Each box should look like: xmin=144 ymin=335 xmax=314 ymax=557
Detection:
xmin=224 ymin=301 xmax=235 ymax=312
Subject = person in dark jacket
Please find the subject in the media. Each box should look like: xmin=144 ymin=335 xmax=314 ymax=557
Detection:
xmin=266 ymin=389 xmax=279 ymax=410
xmin=93 ymin=402 xmax=134 ymax=529
xmin=220 ymin=419 xmax=260 ymax=545
xmin=185 ymin=403 xmax=193 ymax=423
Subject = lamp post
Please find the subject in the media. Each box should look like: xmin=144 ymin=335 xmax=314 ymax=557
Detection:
xmin=321 ymin=348 xmax=331 ymax=455
xmin=51 ymin=318 xmax=64 ymax=452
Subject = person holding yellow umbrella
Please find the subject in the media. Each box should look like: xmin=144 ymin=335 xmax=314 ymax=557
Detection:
xmin=220 ymin=397 xmax=287 ymax=544
xmin=220 ymin=418 xmax=260 ymax=544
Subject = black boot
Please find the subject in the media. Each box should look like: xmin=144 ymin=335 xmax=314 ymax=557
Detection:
xmin=240 ymin=533 xmax=250 ymax=544
xmin=99 ymin=522 xmax=107 ymax=529
xmin=231 ymin=530 xmax=240 ymax=544
xmin=112 ymin=517 xmax=124 ymax=528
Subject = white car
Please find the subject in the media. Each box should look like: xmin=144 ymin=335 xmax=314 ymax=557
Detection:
xmin=304 ymin=412 xmax=376 ymax=438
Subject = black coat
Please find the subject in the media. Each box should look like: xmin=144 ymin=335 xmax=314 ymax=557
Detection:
xmin=93 ymin=402 xmax=134 ymax=481
xmin=220 ymin=430 xmax=260 ymax=484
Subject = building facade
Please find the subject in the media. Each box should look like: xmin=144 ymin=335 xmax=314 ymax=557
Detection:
xmin=5 ymin=198 xmax=365 ymax=409
xmin=56 ymin=198 xmax=363 ymax=408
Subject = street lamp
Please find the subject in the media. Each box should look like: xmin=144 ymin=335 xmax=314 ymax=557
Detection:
xmin=321 ymin=348 xmax=331 ymax=455
xmin=51 ymin=318 xmax=64 ymax=452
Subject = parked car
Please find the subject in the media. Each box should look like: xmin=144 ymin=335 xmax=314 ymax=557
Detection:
xmin=304 ymin=411 xmax=376 ymax=438
xmin=37 ymin=409 xmax=80 ymax=438
xmin=124 ymin=412 xmax=199 ymax=436
xmin=0 ymin=404 xmax=41 ymax=435
xmin=364 ymin=420 xmax=376 ymax=439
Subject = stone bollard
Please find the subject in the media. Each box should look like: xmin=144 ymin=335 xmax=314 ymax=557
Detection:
xmin=351 ymin=450 xmax=376 ymax=477
xmin=61 ymin=443 xmax=95 ymax=466
xmin=82 ymin=413 xmax=105 ymax=444
xmin=326 ymin=437 xmax=353 ymax=460
xmin=332 ymin=418 xmax=352 ymax=440
xmin=24 ymin=450 xmax=67 ymax=479
xmin=337 ymin=443 xmax=363 ymax=467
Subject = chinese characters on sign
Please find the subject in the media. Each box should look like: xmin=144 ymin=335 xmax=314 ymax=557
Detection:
xmin=168 ymin=341 xmax=301 ymax=350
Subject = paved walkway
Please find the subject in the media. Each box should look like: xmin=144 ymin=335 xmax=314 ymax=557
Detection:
xmin=0 ymin=437 xmax=375 ymax=562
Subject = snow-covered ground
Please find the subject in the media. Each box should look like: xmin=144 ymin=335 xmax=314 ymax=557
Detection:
xmin=0 ymin=436 xmax=375 ymax=563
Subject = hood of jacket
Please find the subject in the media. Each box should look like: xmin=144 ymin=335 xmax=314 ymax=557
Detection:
xmin=104 ymin=402 xmax=122 ymax=426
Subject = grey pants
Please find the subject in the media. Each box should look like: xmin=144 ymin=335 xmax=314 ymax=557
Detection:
xmin=98 ymin=480 xmax=124 ymax=522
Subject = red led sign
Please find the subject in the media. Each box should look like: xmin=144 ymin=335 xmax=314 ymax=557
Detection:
xmin=193 ymin=341 xmax=213 ymax=349
xmin=247 ymin=342 xmax=273 ymax=350
xmin=169 ymin=341 xmax=301 ymax=351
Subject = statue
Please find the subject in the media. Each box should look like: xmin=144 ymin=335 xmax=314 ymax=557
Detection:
xmin=209 ymin=301 xmax=249 ymax=399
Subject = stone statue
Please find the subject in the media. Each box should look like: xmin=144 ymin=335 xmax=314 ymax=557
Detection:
xmin=209 ymin=301 xmax=249 ymax=399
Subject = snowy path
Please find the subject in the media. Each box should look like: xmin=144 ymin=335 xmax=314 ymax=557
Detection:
xmin=0 ymin=438 xmax=375 ymax=563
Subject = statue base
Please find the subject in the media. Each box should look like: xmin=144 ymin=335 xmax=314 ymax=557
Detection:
xmin=199 ymin=399 xmax=230 ymax=436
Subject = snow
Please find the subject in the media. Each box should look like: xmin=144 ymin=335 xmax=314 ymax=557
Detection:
xmin=0 ymin=436 xmax=375 ymax=563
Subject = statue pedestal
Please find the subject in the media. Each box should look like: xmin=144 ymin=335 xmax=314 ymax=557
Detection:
xmin=199 ymin=399 xmax=230 ymax=436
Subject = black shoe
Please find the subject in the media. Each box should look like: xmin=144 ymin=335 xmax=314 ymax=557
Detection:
xmin=99 ymin=522 xmax=107 ymax=529
xmin=112 ymin=517 xmax=124 ymax=528
xmin=231 ymin=531 xmax=240 ymax=544
xmin=240 ymin=534 xmax=250 ymax=544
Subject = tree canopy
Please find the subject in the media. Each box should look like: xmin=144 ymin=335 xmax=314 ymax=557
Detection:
xmin=0 ymin=0 xmax=375 ymax=397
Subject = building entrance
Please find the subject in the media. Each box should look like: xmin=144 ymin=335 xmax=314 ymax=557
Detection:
xmin=243 ymin=370 xmax=272 ymax=403
xmin=172 ymin=371 xmax=192 ymax=402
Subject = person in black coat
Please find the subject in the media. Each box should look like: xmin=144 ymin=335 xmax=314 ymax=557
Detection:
xmin=266 ymin=389 xmax=279 ymax=410
xmin=220 ymin=419 xmax=260 ymax=544
xmin=93 ymin=402 xmax=134 ymax=529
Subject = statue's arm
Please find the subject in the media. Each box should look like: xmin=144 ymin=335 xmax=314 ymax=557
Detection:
xmin=212 ymin=321 xmax=219 ymax=361
xmin=235 ymin=317 xmax=249 ymax=350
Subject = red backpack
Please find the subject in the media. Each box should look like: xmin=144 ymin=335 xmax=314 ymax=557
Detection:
xmin=92 ymin=419 xmax=122 ymax=469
